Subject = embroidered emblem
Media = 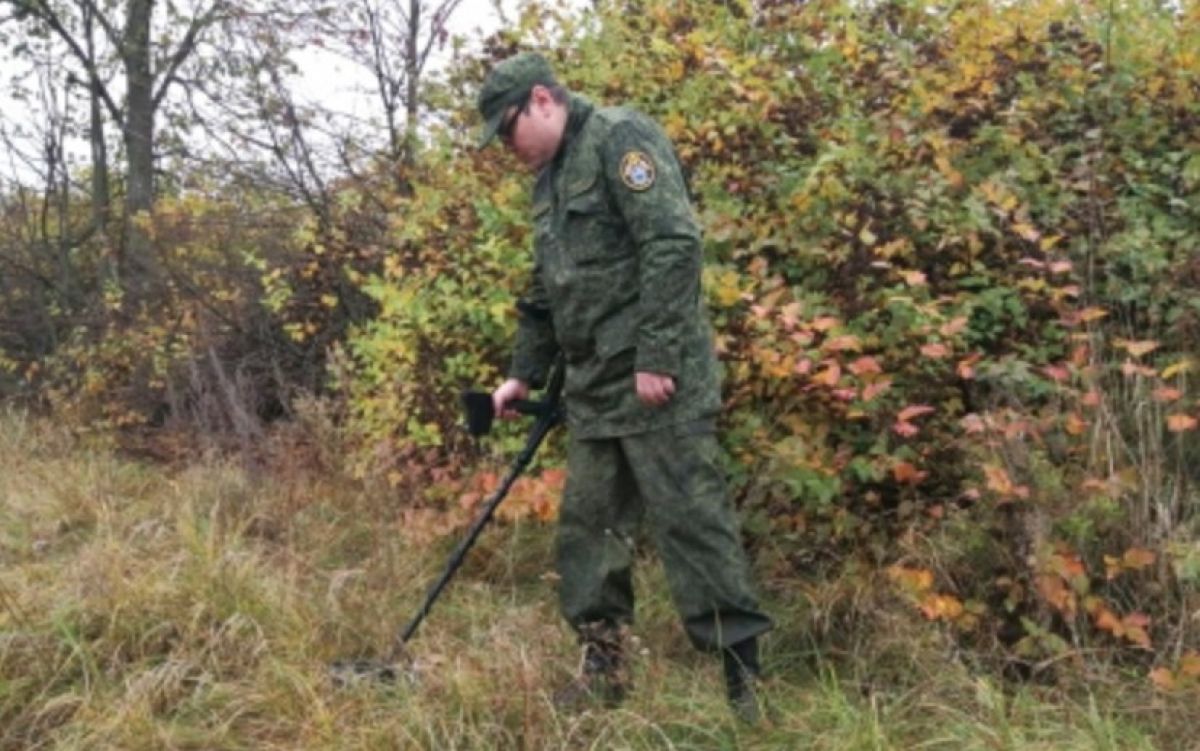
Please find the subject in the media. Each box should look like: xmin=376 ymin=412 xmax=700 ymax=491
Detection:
xmin=619 ymin=151 xmax=656 ymax=191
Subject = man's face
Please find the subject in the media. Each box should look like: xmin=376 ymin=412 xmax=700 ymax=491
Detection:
xmin=499 ymin=86 xmax=566 ymax=171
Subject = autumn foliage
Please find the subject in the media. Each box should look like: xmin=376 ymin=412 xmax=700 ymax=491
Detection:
xmin=3 ymin=0 xmax=1199 ymax=690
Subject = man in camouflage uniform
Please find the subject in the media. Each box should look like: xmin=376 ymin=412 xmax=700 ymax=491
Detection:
xmin=477 ymin=51 xmax=772 ymax=719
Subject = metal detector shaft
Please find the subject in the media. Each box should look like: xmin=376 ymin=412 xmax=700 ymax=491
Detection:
xmin=393 ymin=408 xmax=560 ymax=652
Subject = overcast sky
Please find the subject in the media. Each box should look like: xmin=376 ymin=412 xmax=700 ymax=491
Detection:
xmin=0 ymin=0 xmax=522 ymax=186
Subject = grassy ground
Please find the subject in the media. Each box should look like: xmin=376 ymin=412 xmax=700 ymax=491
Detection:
xmin=0 ymin=408 xmax=1191 ymax=750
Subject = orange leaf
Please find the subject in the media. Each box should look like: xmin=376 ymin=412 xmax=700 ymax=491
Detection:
xmin=1167 ymin=414 xmax=1199 ymax=433
xmin=893 ymin=461 xmax=927 ymax=485
xmin=940 ymin=317 xmax=969 ymax=337
xmin=897 ymin=404 xmax=936 ymax=423
xmin=1150 ymin=667 xmax=1177 ymax=691
xmin=1180 ymin=652 xmax=1200 ymax=677
xmin=920 ymin=593 xmax=964 ymax=621
xmin=1123 ymin=548 xmax=1156 ymax=570
xmin=824 ymin=334 xmax=862 ymax=353
xmin=887 ymin=565 xmax=933 ymax=594
xmin=1078 ymin=307 xmax=1109 ymax=323
xmin=920 ymin=343 xmax=950 ymax=359
xmin=901 ymin=269 xmax=927 ymax=286
xmin=862 ymin=380 xmax=891 ymax=402
xmin=957 ymin=354 xmax=980 ymax=380
xmin=811 ymin=316 xmax=840 ymax=332
xmin=811 ymin=362 xmax=842 ymax=387
xmin=984 ymin=464 xmax=1014 ymax=496
xmin=1065 ymin=413 xmax=1087 ymax=436
xmin=849 ymin=356 xmax=883 ymax=376
xmin=1081 ymin=390 xmax=1102 ymax=407
xmin=1036 ymin=574 xmax=1075 ymax=615
xmin=1153 ymin=387 xmax=1183 ymax=403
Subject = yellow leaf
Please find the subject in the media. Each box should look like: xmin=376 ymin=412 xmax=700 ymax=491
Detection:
xmin=1161 ymin=359 xmax=1193 ymax=380
xmin=1078 ymin=307 xmax=1109 ymax=322
xmin=859 ymin=227 xmax=878 ymax=246
xmin=1121 ymin=339 xmax=1160 ymax=358
xmin=1013 ymin=222 xmax=1041 ymax=242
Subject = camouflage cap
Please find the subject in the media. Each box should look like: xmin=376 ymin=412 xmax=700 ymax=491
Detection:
xmin=476 ymin=52 xmax=558 ymax=147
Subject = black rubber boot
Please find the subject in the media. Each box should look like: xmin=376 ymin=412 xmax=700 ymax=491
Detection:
xmin=722 ymin=636 xmax=763 ymax=724
xmin=553 ymin=624 xmax=628 ymax=711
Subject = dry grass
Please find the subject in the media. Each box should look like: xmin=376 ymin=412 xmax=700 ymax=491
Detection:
xmin=0 ymin=408 xmax=1191 ymax=749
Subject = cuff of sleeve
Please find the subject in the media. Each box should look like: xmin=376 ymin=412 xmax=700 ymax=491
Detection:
xmin=634 ymin=347 xmax=680 ymax=378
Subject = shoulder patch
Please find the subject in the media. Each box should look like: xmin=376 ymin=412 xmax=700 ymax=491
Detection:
xmin=619 ymin=150 xmax=656 ymax=192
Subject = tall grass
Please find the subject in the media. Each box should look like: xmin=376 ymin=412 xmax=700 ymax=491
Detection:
xmin=0 ymin=408 xmax=1187 ymax=749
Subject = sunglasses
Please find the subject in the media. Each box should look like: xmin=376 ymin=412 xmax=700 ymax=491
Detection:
xmin=498 ymin=93 xmax=532 ymax=142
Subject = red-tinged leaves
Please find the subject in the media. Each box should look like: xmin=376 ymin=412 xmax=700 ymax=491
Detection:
xmin=920 ymin=593 xmax=964 ymax=621
xmin=1153 ymin=387 xmax=1182 ymax=403
xmin=1042 ymin=364 xmax=1070 ymax=382
xmin=1150 ymin=667 xmax=1177 ymax=691
xmin=957 ymin=353 xmax=981 ymax=379
xmin=824 ymin=334 xmax=862 ymax=353
xmin=1064 ymin=413 xmax=1087 ymax=435
xmin=892 ymin=421 xmax=920 ymax=438
xmin=1167 ymin=414 xmax=1198 ymax=432
xmin=920 ymin=342 xmax=950 ymax=358
xmin=812 ymin=361 xmax=842 ymax=387
xmin=1121 ymin=360 xmax=1157 ymax=378
xmin=897 ymin=404 xmax=935 ymax=422
xmin=1081 ymin=390 xmax=1102 ymax=407
xmin=849 ymin=356 xmax=883 ymax=376
xmin=1036 ymin=574 xmax=1076 ymax=616
xmin=1123 ymin=547 xmax=1156 ymax=570
xmin=893 ymin=461 xmax=927 ymax=485
xmin=862 ymin=380 xmax=891 ymax=402
xmin=940 ymin=316 xmax=969 ymax=336
xmin=887 ymin=565 xmax=933 ymax=594
xmin=984 ymin=463 xmax=1029 ymax=500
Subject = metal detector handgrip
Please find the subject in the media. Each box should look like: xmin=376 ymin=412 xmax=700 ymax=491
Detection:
xmin=392 ymin=358 xmax=565 ymax=653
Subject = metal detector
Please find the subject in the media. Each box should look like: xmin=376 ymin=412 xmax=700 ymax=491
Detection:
xmin=329 ymin=360 xmax=564 ymax=686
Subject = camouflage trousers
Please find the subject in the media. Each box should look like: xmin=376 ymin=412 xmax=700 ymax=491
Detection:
xmin=556 ymin=422 xmax=772 ymax=650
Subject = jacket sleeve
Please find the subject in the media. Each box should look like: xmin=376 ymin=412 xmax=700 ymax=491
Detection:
xmin=508 ymin=253 xmax=559 ymax=389
xmin=602 ymin=117 xmax=702 ymax=378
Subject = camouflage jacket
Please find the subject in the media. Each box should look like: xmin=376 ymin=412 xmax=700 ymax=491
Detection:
xmin=508 ymin=95 xmax=721 ymax=439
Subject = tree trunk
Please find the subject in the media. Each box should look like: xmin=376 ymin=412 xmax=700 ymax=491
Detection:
xmin=122 ymin=0 xmax=156 ymax=302
xmin=84 ymin=3 xmax=114 ymax=285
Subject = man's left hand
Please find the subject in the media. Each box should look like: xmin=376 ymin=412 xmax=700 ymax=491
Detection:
xmin=636 ymin=371 xmax=676 ymax=407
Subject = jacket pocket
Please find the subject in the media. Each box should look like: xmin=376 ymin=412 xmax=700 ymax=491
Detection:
xmin=564 ymin=181 xmax=627 ymax=266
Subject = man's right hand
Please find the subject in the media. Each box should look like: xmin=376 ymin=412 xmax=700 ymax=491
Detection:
xmin=492 ymin=378 xmax=531 ymax=419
